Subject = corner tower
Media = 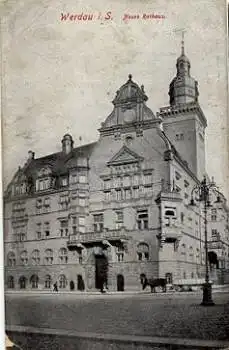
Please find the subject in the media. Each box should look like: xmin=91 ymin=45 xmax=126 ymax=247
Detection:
xmin=160 ymin=39 xmax=207 ymax=180
xmin=169 ymin=38 xmax=199 ymax=105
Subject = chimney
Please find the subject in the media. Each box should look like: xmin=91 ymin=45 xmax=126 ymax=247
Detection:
xmin=28 ymin=150 xmax=35 ymax=160
xmin=62 ymin=134 xmax=74 ymax=154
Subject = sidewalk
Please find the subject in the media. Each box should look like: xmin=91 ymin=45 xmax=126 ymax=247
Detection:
xmin=5 ymin=285 xmax=229 ymax=296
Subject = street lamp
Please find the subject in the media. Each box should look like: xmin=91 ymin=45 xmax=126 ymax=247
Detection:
xmin=190 ymin=176 xmax=219 ymax=306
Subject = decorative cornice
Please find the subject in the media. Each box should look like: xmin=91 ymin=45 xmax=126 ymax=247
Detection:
xmin=159 ymin=102 xmax=207 ymax=127
xmin=99 ymin=118 xmax=162 ymax=136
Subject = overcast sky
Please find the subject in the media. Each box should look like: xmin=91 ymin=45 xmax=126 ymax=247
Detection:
xmin=1 ymin=0 xmax=228 ymax=198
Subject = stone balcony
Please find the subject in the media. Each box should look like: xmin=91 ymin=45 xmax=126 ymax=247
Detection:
xmin=162 ymin=224 xmax=182 ymax=242
xmin=67 ymin=228 xmax=129 ymax=250
xmin=208 ymin=240 xmax=223 ymax=250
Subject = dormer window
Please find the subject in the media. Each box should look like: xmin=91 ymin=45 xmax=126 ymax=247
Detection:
xmin=36 ymin=167 xmax=52 ymax=192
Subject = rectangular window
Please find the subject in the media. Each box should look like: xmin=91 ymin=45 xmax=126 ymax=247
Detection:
xmin=93 ymin=214 xmax=104 ymax=232
xmin=143 ymin=173 xmax=152 ymax=185
xmin=104 ymin=179 xmax=111 ymax=190
xmin=123 ymin=176 xmax=130 ymax=187
xmin=211 ymin=208 xmax=217 ymax=221
xmin=116 ymin=189 xmax=122 ymax=201
xmin=60 ymin=220 xmax=68 ymax=237
xmin=211 ymin=229 xmax=219 ymax=241
xmin=71 ymin=174 xmax=77 ymax=183
xmin=79 ymin=198 xmax=86 ymax=206
xmin=44 ymin=198 xmax=50 ymax=207
xmin=137 ymin=209 xmax=148 ymax=230
xmin=79 ymin=217 xmax=85 ymax=226
xmin=104 ymin=191 xmax=111 ymax=201
xmin=133 ymin=187 xmax=139 ymax=198
xmin=132 ymin=175 xmax=139 ymax=187
xmin=62 ymin=178 xmax=68 ymax=187
xmin=59 ymin=195 xmax=69 ymax=210
xmin=124 ymin=188 xmax=131 ymax=200
xmin=79 ymin=216 xmax=85 ymax=233
xmin=115 ymin=210 xmax=123 ymax=229
xmin=44 ymin=222 xmax=50 ymax=237
xmin=36 ymin=223 xmax=41 ymax=240
xmin=116 ymin=211 xmax=123 ymax=222
xmin=114 ymin=177 xmax=121 ymax=188
xmin=79 ymin=175 xmax=86 ymax=183
xmin=138 ymin=252 xmax=142 ymax=261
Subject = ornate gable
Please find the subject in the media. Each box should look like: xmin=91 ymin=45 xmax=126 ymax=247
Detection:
xmin=99 ymin=75 xmax=156 ymax=133
xmin=107 ymin=145 xmax=143 ymax=166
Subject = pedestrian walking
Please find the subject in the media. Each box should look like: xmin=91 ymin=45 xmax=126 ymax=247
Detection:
xmin=53 ymin=282 xmax=58 ymax=292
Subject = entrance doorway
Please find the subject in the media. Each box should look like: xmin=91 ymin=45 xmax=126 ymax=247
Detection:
xmin=95 ymin=255 xmax=108 ymax=290
xmin=117 ymin=274 xmax=124 ymax=291
xmin=70 ymin=280 xmax=75 ymax=291
xmin=208 ymin=251 xmax=219 ymax=269
xmin=77 ymin=275 xmax=85 ymax=291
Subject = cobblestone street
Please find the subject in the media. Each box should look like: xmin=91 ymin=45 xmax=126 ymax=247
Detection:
xmin=6 ymin=292 xmax=229 ymax=345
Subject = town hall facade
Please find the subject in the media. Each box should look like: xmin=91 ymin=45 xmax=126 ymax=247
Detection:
xmin=4 ymin=44 xmax=229 ymax=291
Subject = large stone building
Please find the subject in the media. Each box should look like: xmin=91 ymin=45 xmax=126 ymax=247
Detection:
xmin=4 ymin=44 xmax=229 ymax=292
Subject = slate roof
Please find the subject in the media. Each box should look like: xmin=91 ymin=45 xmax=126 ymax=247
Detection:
xmin=12 ymin=141 xmax=97 ymax=187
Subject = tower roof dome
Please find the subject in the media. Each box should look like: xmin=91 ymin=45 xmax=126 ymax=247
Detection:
xmin=112 ymin=74 xmax=148 ymax=105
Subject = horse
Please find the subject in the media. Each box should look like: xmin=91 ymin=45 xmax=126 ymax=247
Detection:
xmin=140 ymin=273 xmax=167 ymax=293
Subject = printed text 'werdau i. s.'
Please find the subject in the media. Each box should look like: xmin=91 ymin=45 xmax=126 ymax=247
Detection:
xmin=60 ymin=11 xmax=166 ymax=22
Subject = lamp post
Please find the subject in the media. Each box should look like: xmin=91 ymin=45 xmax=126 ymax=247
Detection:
xmin=190 ymin=176 xmax=218 ymax=306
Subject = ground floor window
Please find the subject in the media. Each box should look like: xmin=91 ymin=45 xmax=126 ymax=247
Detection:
xmin=19 ymin=276 xmax=27 ymax=289
xmin=45 ymin=275 xmax=52 ymax=288
xmin=165 ymin=273 xmax=173 ymax=284
xmin=7 ymin=276 xmax=14 ymax=289
xmin=59 ymin=274 xmax=67 ymax=289
xmin=30 ymin=274 xmax=39 ymax=289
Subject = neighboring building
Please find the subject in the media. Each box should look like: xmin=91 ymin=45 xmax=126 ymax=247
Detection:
xmin=4 ymin=44 xmax=229 ymax=292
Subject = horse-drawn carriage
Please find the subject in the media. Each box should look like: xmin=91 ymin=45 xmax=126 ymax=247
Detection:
xmin=140 ymin=274 xmax=211 ymax=293
xmin=140 ymin=274 xmax=167 ymax=293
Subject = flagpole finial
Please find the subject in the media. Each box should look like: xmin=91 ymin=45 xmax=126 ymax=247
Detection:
xmin=181 ymin=30 xmax=185 ymax=55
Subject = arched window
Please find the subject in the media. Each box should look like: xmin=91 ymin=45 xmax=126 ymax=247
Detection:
xmin=59 ymin=248 xmax=68 ymax=264
xmin=19 ymin=276 xmax=27 ymax=289
xmin=59 ymin=275 xmax=67 ymax=289
xmin=44 ymin=249 xmax=53 ymax=265
xmin=31 ymin=250 xmax=40 ymax=265
xmin=30 ymin=275 xmax=39 ymax=289
xmin=137 ymin=243 xmax=149 ymax=261
xmin=7 ymin=276 xmax=14 ymax=289
xmin=20 ymin=251 xmax=28 ymax=266
xmin=7 ymin=252 xmax=16 ymax=267
xmin=45 ymin=275 xmax=52 ymax=289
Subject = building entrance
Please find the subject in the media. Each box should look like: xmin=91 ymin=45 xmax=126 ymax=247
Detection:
xmin=117 ymin=274 xmax=124 ymax=291
xmin=95 ymin=254 xmax=108 ymax=291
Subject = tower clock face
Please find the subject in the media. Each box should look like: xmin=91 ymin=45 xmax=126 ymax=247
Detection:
xmin=123 ymin=108 xmax=136 ymax=123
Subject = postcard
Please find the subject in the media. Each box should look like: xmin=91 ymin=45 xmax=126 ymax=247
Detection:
xmin=2 ymin=0 xmax=229 ymax=349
